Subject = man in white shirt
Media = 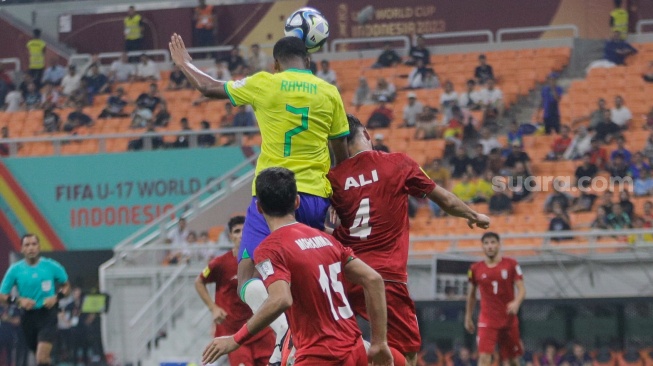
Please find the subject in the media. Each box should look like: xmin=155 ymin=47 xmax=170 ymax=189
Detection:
xmin=316 ymin=59 xmax=337 ymax=85
xmin=403 ymin=92 xmax=423 ymax=127
xmin=60 ymin=65 xmax=84 ymax=96
xmin=440 ymin=80 xmax=458 ymax=123
xmin=480 ymin=78 xmax=504 ymax=117
xmin=478 ymin=127 xmax=502 ymax=155
xmin=204 ymin=59 xmax=231 ymax=81
xmin=109 ymin=53 xmax=136 ymax=82
xmin=610 ymin=95 xmax=632 ymax=128
xmin=458 ymin=79 xmax=481 ymax=111
xmin=247 ymin=44 xmax=269 ymax=73
xmin=135 ymin=54 xmax=160 ymax=81
xmin=4 ymin=86 xmax=23 ymax=112
xmin=166 ymin=217 xmax=191 ymax=262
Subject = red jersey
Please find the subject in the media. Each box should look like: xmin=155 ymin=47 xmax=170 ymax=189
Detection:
xmin=253 ymin=223 xmax=362 ymax=364
xmin=468 ymin=257 xmax=523 ymax=329
xmin=328 ymin=151 xmax=436 ymax=283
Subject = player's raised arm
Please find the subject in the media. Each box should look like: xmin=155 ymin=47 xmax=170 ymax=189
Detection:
xmin=427 ymin=185 xmax=490 ymax=229
xmin=194 ymin=275 xmax=227 ymax=324
xmin=343 ymin=258 xmax=393 ymax=366
xmin=464 ymin=281 xmax=477 ymax=334
xmin=169 ymin=33 xmax=228 ymax=99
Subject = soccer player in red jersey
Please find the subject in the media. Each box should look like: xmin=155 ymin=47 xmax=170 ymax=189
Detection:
xmin=327 ymin=114 xmax=490 ymax=366
xmin=195 ymin=216 xmax=275 ymax=366
xmin=465 ymin=232 xmax=526 ymax=366
xmin=201 ymin=167 xmax=393 ymax=366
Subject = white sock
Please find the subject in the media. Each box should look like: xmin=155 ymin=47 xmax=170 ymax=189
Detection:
xmin=242 ymin=278 xmax=288 ymax=363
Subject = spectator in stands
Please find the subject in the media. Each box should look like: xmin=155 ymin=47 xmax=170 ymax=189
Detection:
xmin=547 ymin=125 xmax=572 ymax=160
xmin=642 ymin=201 xmax=653 ymax=226
xmin=197 ymin=121 xmax=215 ymax=147
xmin=593 ymin=109 xmax=620 ymax=143
xmin=61 ymin=65 xmax=85 ymax=96
xmin=504 ymin=142 xmax=532 ymax=173
xmin=619 ymin=190 xmax=634 ymax=218
xmin=171 ymin=118 xmax=192 ymax=148
xmin=549 ymin=202 xmax=572 ymax=240
xmin=643 ymin=132 xmax=653 ymax=163
xmin=372 ymin=41 xmax=402 ymax=68
xmin=474 ymin=54 xmax=494 ymax=85
xmin=224 ymin=46 xmax=246 ymax=75
xmin=308 ymin=56 xmax=318 ymax=74
xmin=414 ymin=106 xmax=439 ymax=140
xmin=611 ymin=95 xmax=632 ymax=129
xmin=135 ymin=54 xmax=161 ymax=81
xmin=475 ymin=170 xmax=495 ymax=202
xmin=372 ymin=77 xmax=396 ymax=102
xmin=440 ymin=81 xmax=458 ymax=122
xmin=442 ymin=106 xmax=464 ymax=149
xmin=63 ymin=103 xmax=93 ymax=132
xmin=611 ymin=135 xmax=632 ymax=163
xmin=564 ymin=126 xmax=593 ymax=160
xmin=459 ymin=79 xmax=482 ymax=111
xmin=510 ymin=161 xmax=535 ymax=202
xmin=452 ymin=173 xmax=477 ymax=203
xmin=603 ymin=30 xmax=637 ymax=66
xmin=42 ymin=106 xmax=61 ymax=133
xmin=544 ymin=180 xmax=573 ymax=213
xmin=421 ymin=69 xmax=440 ymax=89
xmin=124 ymin=6 xmax=144 ymax=56
xmin=26 ymin=29 xmax=46 ymax=88
xmin=607 ymin=202 xmax=632 ymax=229
xmin=136 ymin=83 xmax=162 ymax=112
xmin=205 ymin=59 xmax=231 ymax=81
xmin=575 ymin=153 xmax=599 ymax=188
xmin=633 ymin=168 xmax=653 ymax=196
xmin=40 ymin=83 xmax=60 ymax=109
xmin=402 ymin=92 xmax=423 ymax=128
xmin=98 ymin=87 xmax=129 ymax=119
xmin=373 ymin=133 xmax=389 ymax=153
xmin=470 ymin=143 xmax=488 ymax=176
xmin=450 ymin=147 xmax=472 ymax=179
xmin=84 ymin=64 xmax=110 ymax=98
xmin=570 ymin=189 xmax=597 ymax=213
xmin=352 ymin=77 xmax=371 ymax=110
xmin=220 ymin=102 xmax=235 ymax=128
xmin=18 ymin=73 xmax=34 ymax=97
xmin=131 ymin=102 xmax=153 ymax=129
xmin=165 ymin=217 xmax=191 ymax=263
xmin=42 ymin=58 xmax=66 ymax=86
xmin=67 ymin=78 xmax=92 ymax=107
xmin=109 ymin=53 xmax=135 ymax=83
xmin=478 ymin=127 xmax=502 ymax=155
xmin=480 ymin=78 xmax=504 ymax=124
xmin=366 ymin=96 xmax=393 ymax=129
xmin=643 ymin=61 xmax=653 ymax=83
xmin=573 ymin=98 xmax=609 ymax=130
xmin=424 ymin=158 xmax=450 ymax=189
xmin=193 ymin=0 xmax=216 ymax=48
xmin=3 ymin=85 xmax=22 ymax=112
xmin=247 ymin=44 xmax=269 ymax=73
xmin=233 ymin=105 xmax=256 ymax=127
xmin=599 ymin=191 xmax=614 ymax=215
xmin=591 ymin=206 xmax=610 ymax=229
xmin=405 ymin=35 xmax=430 ymax=65
xmin=610 ymin=0 xmax=629 ymax=39
xmin=167 ymin=64 xmax=190 ymax=90
xmin=154 ymin=101 xmax=171 ymax=127
xmin=316 ymin=60 xmax=337 ymax=86
xmin=487 ymin=147 xmax=504 ymax=175
xmin=629 ymin=152 xmax=650 ymax=179
xmin=407 ymin=59 xmax=438 ymax=89
xmin=588 ymin=138 xmax=608 ymax=169
xmin=453 ymin=346 xmax=477 ymax=366
xmin=128 ymin=123 xmax=164 ymax=150
xmin=0 ymin=127 xmax=9 ymax=157
xmin=23 ymin=82 xmax=41 ymax=110
xmin=489 ymin=182 xmax=513 ymax=216
xmin=541 ymin=73 xmax=563 ymax=134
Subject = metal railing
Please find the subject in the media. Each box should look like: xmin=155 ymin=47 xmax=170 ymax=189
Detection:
xmin=636 ymin=19 xmax=653 ymax=34
xmin=496 ymin=24 xmax=579 ymax=42
xmin=420 ymin=30 xmax=494 ymax=44
xmin=330 ymin=35 xmax=411 ymax=54
xmin=0 ymin=57 xmax=21 ymax=71
xmin=68 ymin=49 xmax=172 ymax=66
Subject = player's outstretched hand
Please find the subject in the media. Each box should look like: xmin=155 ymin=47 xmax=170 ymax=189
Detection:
xmin=169 ymin=33 xmax=192 ymax=66
xmin=506 ymin=300 xmax=520 ymax=315
xmin=464 ymin=317 xmax=475 ymax=334
xmin=467 ymin=213 xmax=490 ymax=230
xmin=18 ymin=297 xmax=36 ymax=310
xmin=211 ymin=306 xmax=228 ymax=324
xmin=202 ymin=336 xmax=239 ymax=364
xmin=368 ymin=342 xmax=393 ymax=366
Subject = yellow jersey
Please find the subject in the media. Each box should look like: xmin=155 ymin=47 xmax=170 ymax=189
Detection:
xmin=225 ymin=69 xmax=349 ymax=198
xmin=26 ymin=39 xmax=46 ymax=70
xmin=610 ymin=8 xmax=629 ymax=37
xmin=124 ymin=14 xmax=143 ymax=40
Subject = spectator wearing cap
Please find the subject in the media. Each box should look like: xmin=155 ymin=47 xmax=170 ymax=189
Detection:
xmin=458 ymin=79 xmax=481 ymax=111
xmin=403 ymin=92 xmax=423 ymax=128
xmin=366 ymin=96 xmax=393 ymax=129
xmin=604 ymin=30 xmax=637 ymax=66
xmin=610 ymin=95 xmax=632 ymax=129
xmin=540 ymin=73 xmax=563 ymax=134
xmin=316 ymin=60 xmax=337 ymax=86
xmin=373 ymin=134 xmax=390 ymax=153
xmin=474 ymin=54 xmax=494 ymax=84
xmin=372 ymin=41 xmax=402 ymax=68
xmin=372 ymin=77 xmax=396 ymax=102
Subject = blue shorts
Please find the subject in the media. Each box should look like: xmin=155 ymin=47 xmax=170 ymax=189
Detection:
xmin=238 ymin=193 xmax=331 ymax=261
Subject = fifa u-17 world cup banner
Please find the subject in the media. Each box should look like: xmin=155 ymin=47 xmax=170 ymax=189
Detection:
xmin=0 ymin=147 xmax=256 ymax=251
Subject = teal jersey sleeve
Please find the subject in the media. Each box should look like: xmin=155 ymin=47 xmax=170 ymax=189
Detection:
xmin=0 ymin=266 xmax=16 ymax=295
xmin=224 ymin=72 xmax=270 ymax=107
xmin=50 ymin=259 xmax=69 ymax=285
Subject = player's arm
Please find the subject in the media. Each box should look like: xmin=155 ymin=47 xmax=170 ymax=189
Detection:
xmin=344 ymin=258 xmax=393 ymax=365
xmin=168 ymin=34 xmax=228 ymax=99
xmin=464 ymin=282 xmax=477 ymax=334
xmin=427 ymin=185 xmax=490 ymax=229
xmin=202 ymin=280 xmax=292 ymax=364
xmin=329 ymin=136 xmax=349 ymax=165
xmin=194 ymin=270 xmax=228 ymax=324
xmin=507 ymin=279 xmax=526 ymax=315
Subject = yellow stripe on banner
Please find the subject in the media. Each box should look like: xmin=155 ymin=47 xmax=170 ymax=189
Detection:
xmin=239 ymin=0 xmax=309 ymax=47
xmin=0 ymin=177 xmax=54 ymax=251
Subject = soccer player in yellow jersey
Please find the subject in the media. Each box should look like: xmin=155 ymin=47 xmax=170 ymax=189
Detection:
xmin=169 ymin=34 xmax=349 ymax=364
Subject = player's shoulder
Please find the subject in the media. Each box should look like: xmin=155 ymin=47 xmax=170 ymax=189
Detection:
xmin=470 ymin=260 xmax=485 ymax=271
xmin=502 ymin=257 xmax=519 ymax=266
xmin=41 ymin=257 xmax=63 ymax=268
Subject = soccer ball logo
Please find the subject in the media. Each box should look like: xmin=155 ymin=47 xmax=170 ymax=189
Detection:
xmin=284 ymin=7 xmax=329 ymax=53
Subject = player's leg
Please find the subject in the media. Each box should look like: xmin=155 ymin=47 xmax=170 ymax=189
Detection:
xmin=294 ymin=193 xmax=330 ymax=231
xmin=382 ymin=282 xmax=421 ymax=366
xmin=35 ymin=308 xmax=58 ymax=366
xmin=20 ymin=312 xmax=39 ymax=355
xmin=499 ymin=322 xmax=524 ymax=366
xmin=227 ymin=343 xmax=254 ymax=366
xmin=237 ymin=197 xmax=288 ymax=364
xmin=477 ymin=326 xmax=499 ymax=366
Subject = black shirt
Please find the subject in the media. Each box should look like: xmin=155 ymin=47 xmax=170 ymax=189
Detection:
xmin=574 ymin=193 xmax=597 ymax=212
xmin=408 ymin=46 xmax=430 ymax=65
xmin=170 ymin=70 xmax=187 ymax=87
xmin=471 ymin=155 xmax=488 ymax=176
xmin=504 ymin=151 xmax=531 ymax=168
xmin=43 ymin=112 xmax=60 ymax=132
xmin=489 ymin=193 xmax=512 ymax=213
xmin=67 ymin=111 xmax=92 ymax=126
xmin=136 ymin=93 xmax=161 ymax=112
xmin=575 ymin=164 xmax=598 ymax=187
xmin=449 ymin=156 xmax=472 ymax=178
xmin=225 ymin=55 xmax=246 ymax=73
xmin=198 ymin=133 xmax=216 ymax=147
xmin=106 ymin=96 xmax=128 ymax=114
xmin=620 ymin=200 xmax=634 ymax=218
xmin=376 ymin=50 xmax=402 ymax=67
xmin=474 ymin=64 xmax=494 ymax=82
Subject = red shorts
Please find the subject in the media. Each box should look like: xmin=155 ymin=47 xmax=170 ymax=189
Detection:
xmin=294 ymin=337 xmax=367 ymax=366
xmin=346 ymin=281 xmax=421 ymax=354
xmin=477 ymin=322 xmax=523 ymax=360
xmin=215 ymin=325 xmax=275 ymax=366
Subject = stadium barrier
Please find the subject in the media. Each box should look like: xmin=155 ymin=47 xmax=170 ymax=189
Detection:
xmin=496 ymin=24 xmax=579 ymax=42
xmin=0 ymin=57 xmax=21 ymax=70
xmin=636 ymin=18 xmax=653 ymax=34
xmin=419 ymin=29 xmax=495 ymax=44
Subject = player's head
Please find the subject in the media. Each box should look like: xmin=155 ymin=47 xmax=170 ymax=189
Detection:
xmin=227 ymin=215 xmax=245 ymax=247
xmin=21 ymin=233 xmax=41 ymax=261
xmin=480 ymin=232 xmax=501 ymax=259
xmin=272 ymin=37 xmax=309 ymax=72
xmin=255 ymin=167 xmax=299 ymax=220
xmin=346 ymin=114 xmax=373 ymax=154
xmin=33 ymin=28 xmax=42 ymax=38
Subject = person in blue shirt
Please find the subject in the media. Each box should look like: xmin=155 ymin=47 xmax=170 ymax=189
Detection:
xmin=604 ymin=30 xmax=637 ymax=65
xmin=541 ymin=73 xmax=563 ymax=134
xmin=0 ymin=233 xmax=70 ymax=366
